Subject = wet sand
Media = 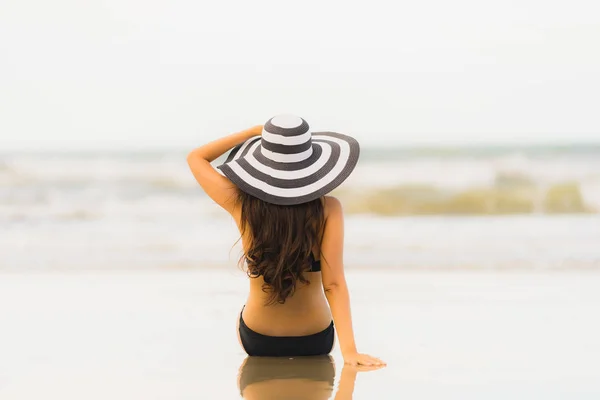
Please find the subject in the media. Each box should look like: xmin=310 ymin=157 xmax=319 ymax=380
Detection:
xmin=1 ymin=269 xmax=599 ymax=399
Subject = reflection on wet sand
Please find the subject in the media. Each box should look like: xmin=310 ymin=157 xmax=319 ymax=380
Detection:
xmin=237 ymin=355 xmax=384 ymax=399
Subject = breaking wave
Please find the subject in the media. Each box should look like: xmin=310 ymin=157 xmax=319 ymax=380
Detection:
xmin=334 ymin=180 xmax=595 ymax=215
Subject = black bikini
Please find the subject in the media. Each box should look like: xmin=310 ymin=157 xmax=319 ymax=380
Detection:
xmin=306 ymin=253 xmax=322 ymax=272
xmin=239 ymin=254 xmax=335 ymax=357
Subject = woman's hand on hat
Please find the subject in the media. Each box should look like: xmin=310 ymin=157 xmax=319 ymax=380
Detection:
xmin=343 ymin=351 xmax=386 ymax=367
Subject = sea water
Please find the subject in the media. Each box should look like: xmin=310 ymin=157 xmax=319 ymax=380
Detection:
xmin=1 ymin=145 xmax=599 ymax=271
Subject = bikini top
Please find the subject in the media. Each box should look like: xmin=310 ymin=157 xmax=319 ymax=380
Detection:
xmin=246 ymin=253 xmax=321 ymax=273
xmin=307 ymin=253 xmax=322 ymax=272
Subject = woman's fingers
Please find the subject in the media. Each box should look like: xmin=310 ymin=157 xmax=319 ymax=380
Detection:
xmin=359 ymin=354 xmax=385 ymax=366
xmin=344 ymin=353 xmax=386 ymax=367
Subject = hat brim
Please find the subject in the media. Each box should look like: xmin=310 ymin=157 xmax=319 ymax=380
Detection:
xmin=217 ymin=131 xmax=360 ymax=205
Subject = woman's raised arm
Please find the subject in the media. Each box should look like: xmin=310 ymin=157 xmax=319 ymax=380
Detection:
xmin=186 ymin=125 xmax=262 ymax=213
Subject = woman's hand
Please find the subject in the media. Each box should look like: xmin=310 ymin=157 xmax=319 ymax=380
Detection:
xmin=343 ymin=352 xmax=386 ymax=366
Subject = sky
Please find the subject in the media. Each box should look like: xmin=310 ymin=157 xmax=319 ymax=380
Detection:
xmin=1 ymin=0 xmax=599 ymax=150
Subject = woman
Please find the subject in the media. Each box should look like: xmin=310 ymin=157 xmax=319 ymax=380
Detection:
xmin=187 ymin=114 xmax=384 ymax=366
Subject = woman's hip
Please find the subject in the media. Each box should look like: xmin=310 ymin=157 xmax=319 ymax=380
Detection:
xmin=238 ymin=306 xmax=335 ymax=357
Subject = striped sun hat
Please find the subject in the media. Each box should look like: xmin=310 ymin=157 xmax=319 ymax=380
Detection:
xmin=217 ymin=114 xmax=360 ymax=205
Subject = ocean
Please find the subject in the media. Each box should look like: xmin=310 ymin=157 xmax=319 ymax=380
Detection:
xmin=2 ymin=145 xmax=600 ymax=399
xmin=1 ymin=144 xmax=599 ymax=271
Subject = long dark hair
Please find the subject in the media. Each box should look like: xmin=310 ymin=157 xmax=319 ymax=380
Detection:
xmin=237 ymin=189 xmax=325 ymax=305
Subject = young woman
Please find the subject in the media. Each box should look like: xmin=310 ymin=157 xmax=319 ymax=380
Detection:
xmin=187 ymin=114 xmax=384 ymax=366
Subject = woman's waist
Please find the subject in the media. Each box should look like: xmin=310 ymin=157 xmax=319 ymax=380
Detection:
xmin=242 ymin=293 xmax=332 ymax=336
xmin=245 ymin=285 xmax=330 ymax=310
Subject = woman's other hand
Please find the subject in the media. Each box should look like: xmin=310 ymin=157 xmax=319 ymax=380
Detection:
xmin=343 ymin=352 xmax=386 ymax=367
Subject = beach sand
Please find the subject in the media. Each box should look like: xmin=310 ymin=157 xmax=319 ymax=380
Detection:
xmin=1 ymin=269 xmax=599 ymax=399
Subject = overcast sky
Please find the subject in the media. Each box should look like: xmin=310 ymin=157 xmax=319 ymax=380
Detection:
xmin=1 ymin=0 xmax=599 ymax=150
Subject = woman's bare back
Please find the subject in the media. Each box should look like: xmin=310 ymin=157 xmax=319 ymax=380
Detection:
xmin=233 ymin=205 xmax=333 ymax=336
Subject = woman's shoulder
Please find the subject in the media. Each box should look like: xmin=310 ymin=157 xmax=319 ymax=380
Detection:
xmin=323 ymin=196 xmax=343 ymax=219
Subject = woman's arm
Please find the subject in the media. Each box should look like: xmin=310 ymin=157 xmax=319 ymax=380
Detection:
xmin=320 ymin=196 xmax=385 ymax=366
xmin=186 ymin=125 xmax=262 ymax=213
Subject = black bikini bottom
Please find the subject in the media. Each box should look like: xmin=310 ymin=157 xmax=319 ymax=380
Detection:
xmin=239 ymin=309 xmax=335 ymax=357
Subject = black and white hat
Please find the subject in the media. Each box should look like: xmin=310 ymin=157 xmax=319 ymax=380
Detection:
xmin=217 ymin=114 xmax=360 ymax=205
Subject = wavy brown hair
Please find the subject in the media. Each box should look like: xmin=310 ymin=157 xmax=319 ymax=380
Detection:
xmin=236 ymin=190 xmax=326 ymax=305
